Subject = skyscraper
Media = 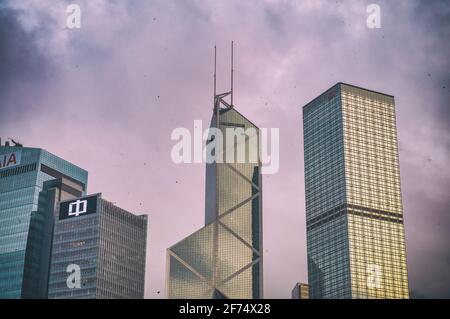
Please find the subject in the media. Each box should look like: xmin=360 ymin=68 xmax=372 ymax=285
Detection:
xmin=0 ymin=143 xmax=88 ymax=299
xmin=167 ymin=87 xmax=263 ymax=298
xmin=22 ymin=177 xmax=86 ymax=298
xmin=47 ymin=193 xmax=148 ymax=299
xmin=303 ymin=83 xmax=409 ymax=299
xmin=292 ymin=283 xmax=309 ymax=299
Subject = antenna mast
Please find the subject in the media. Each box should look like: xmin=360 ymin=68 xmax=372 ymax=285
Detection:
xmin=214 ymin=45 xmax=217 ymax=99
xmin=230 ymin=41 xmax=234 ymax=108
xmin=212 ymin=42 xmax=235 ymax=110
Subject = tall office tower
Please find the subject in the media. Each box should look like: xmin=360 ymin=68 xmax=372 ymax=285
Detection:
xmin=23 ymin=178 xmax=86 ymax=298
xmin=303 ymin=83 xmax=409 ymax=299
xmin=48 ymin=194 xmax=148 ymax=299
xmin=167 ymin=87 xmax=263 ymax=298
xmin=292 ymin=283 xmax=309 ymax=299
xmin=0 ymin=142 xmax=88 ymax=299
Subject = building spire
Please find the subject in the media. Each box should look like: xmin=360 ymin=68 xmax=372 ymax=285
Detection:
xmin=230 ymin=40 xmax=234 ymax=108
xmin=213 ymin=42 xmax=235 ymax=110
xmin=214 ymin=45 xmax=217 ymax=99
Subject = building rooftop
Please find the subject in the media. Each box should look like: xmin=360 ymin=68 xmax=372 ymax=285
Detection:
xmin=302 ymin=82 xmax=395 ymax=110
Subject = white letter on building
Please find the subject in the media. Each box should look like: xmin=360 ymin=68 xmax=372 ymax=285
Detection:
xmin=367 ymin=264 xmax=382 ymax=289
xmin=66 ymin=264 xmax=81 ymax=289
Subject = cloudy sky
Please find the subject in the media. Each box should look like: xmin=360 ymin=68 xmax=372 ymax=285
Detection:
xmin=0 ymin=0 xmax=449 ymax=298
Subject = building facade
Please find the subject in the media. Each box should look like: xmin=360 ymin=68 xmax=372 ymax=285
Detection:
xmin=0 ymin=144 xmax=88 ymax=299
xmin=292 ymin=283 xmax=309 ymax=299
xmin=48 ymin=194 xmax=147 ymax=299
xmin=303 ymin=83 xmax=409 ymax=299
xmin=22 ymin=177 xmax=86 ymax=298
xmin=167 ymin=93 xmax=263 ymax=299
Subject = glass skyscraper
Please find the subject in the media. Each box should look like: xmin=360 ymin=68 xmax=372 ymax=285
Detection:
xmin=303 ymin=83 xmax=409 ymax=299
xmin=0 ymin=144 xmax=88 ymax=299
xmin=292 ymin=283 xmax=309 ymax=299
xmin=167 ymin=94 xmax=263 ymax=298
xmin=47 ymin=193 xmax=148 ymax=299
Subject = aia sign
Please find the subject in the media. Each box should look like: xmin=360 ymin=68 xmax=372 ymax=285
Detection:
xmin=0 ymin=151 xmax=22 ymax=170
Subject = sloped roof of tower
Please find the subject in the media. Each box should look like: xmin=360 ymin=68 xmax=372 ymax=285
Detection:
xmin=217 ymin=106 xmax=260 ymax=129
xmin=302 ymin=82 xmax=395 ymax=110
xmin=211 ymin=42 xmax=260 ymax=129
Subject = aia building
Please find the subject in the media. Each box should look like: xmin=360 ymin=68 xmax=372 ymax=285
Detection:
xmin=0 ymin=142 xmax=88 ymax=299
xmin=48 ymin=194 xmax=148 ymax=299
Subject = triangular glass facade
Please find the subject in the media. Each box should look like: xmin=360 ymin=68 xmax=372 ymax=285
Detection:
xmin=167 ymin=96 xmax=262 ymax=299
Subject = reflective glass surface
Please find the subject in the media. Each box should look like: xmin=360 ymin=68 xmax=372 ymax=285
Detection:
xmin=0 ymin=147 xmax=87 ymax=299
xmin=168 ymin=107 xmax=262 ymax=299
xmin=303 ymin=84 xmax=409 ymax=299
xmin=48 ymin=196 xmax=147 ymax=299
